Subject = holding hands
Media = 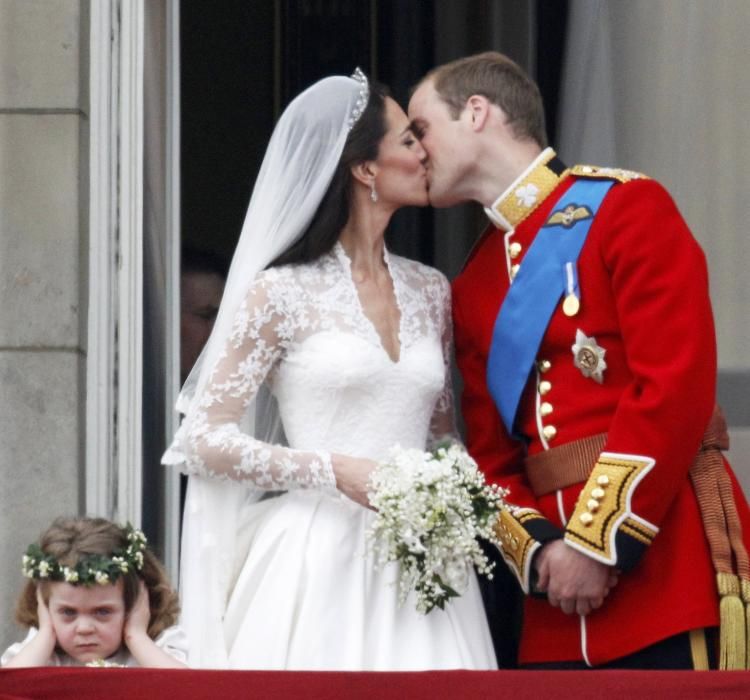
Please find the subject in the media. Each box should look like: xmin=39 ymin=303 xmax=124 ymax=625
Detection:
xmin=534 ymin=540 xmax=619 ymax=617
xmin=331 ymin=454 xmax=622 ymax=619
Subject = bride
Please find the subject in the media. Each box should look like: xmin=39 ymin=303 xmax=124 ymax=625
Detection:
xmin=163 ymin=69 xmax=497 ymax=670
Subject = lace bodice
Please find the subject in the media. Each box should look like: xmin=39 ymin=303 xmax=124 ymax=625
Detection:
xmin=164 ymin=243 xmax=456 ymax=493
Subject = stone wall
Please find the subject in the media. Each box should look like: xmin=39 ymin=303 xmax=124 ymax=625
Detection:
xmin=0 ymin=0 xmax=87 ymax=652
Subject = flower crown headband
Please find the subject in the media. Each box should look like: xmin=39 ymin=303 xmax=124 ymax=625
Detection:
xmin=22 ymin=525 xmax=147 ymax=586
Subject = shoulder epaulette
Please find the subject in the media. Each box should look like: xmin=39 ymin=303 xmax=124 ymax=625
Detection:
xmin=569 ymin=164 xmax=649 ymax=183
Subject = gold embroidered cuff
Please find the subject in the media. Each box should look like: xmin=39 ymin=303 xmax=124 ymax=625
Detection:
xmin=564 ymin=452 xmax=658 ymax=566
xmin=494 ymin=508 xmax=544 ymax=593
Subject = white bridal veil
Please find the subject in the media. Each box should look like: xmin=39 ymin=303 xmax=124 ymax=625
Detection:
xmin=163 ymin=71 xmax=370 ymax=667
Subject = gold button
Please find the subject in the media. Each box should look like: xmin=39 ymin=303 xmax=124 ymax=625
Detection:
xmin=510 ymin=263 xmax=520 ymax=279
xmin=587 ymin=499 xmax=600 ymax=512
xmin=540 ymin=402 xmax=553 ymax=417
xmin=539 ymin=380 xmax=552 ymax=395
xmin=596 ymin=475 xmax=610 ymax=486
xmin=542 ymin=425 xmax=557 ymax=441
xmin=580 ymin=512 xmax=594 ymax=525
xmin=509 ymin=241 xmax=522 ymax=259
xmin=538 ymin=359 xmax=552 ymax=373
xmin=591 ymin=487 xmax=606 ymax=500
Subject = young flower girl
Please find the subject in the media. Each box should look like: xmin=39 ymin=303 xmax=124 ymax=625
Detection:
xmin=2 ymin=516 xmax=187 ymax=668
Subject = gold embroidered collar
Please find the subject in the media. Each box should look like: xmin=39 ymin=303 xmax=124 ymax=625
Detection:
xmin=484 ymin=148 xmax=566 ymax=231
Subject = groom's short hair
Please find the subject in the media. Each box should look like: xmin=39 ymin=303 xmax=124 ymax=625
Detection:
xmin=424 ymin=51 xmax=547 ymax=148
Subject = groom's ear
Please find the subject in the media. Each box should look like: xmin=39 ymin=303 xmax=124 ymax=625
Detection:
xmin=465 ymin=94 xmax=491 ymax=132
xmin=351 ymin=161 xmax=377 ymax=187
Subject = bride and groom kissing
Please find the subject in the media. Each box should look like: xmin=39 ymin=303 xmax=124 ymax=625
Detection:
xmin=163 ymin=52 xmax=750 ymax=671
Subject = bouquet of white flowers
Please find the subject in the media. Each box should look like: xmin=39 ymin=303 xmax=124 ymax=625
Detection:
xmin=367 ymin=443 xmax=508 ymax=614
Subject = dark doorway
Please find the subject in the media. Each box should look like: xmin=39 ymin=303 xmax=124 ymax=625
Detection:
xmin=171 ymin=0 xmax=570 ymax=669
xmin=180 ymin=1 xmax=568 ymax=274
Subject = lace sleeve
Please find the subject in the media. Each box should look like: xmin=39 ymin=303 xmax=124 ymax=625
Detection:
xmin=175 ymin=273 xmax=336 ymax=492
xmin=427 ymin=273 xmax=460 ymax=448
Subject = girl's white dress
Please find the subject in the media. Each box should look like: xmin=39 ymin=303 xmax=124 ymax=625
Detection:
xmin=167 ymin=244 xmax=497 ymax=670
xmin=1 ymin=626 xmax=188 ymax=667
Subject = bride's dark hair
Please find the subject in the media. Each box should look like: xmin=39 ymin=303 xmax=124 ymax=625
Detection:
xmin=268 ymin=79 xmax=389 ymax=268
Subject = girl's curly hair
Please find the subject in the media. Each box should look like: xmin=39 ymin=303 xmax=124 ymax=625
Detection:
xmin=15 ymin=516 xmax=180 ymax=639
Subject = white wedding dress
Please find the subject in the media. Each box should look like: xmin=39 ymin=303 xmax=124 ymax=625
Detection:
xmin=167 ymin=243 xmax=497 ymax=670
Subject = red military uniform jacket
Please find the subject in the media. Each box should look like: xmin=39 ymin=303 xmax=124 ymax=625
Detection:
xmin=452 ymin=149 xmax=750 ymax=666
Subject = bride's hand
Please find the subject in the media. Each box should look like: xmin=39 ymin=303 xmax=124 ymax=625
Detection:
xmin=331 ymin=454 xmax=378 ymax=509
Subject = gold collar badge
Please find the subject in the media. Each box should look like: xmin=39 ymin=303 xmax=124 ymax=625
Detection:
xmin=485 ymin=148 xmax=566 ymax=231
xmin=572 ymin=329 xmax=607 ymax=383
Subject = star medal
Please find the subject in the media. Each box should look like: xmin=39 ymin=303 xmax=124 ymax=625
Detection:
xmin=571 ymin=329 xmax=606 ymax=383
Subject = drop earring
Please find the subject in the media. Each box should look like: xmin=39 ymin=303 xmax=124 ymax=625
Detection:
xmin=370 ymin=180 xmax=378 ymax=203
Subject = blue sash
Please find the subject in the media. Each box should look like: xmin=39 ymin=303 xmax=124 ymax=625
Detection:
xmin=487 ymin=178 xmax=614 ymax=436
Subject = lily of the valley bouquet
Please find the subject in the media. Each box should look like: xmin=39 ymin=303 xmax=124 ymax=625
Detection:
xmin=367 ymin=443 xmax=508 ymax=614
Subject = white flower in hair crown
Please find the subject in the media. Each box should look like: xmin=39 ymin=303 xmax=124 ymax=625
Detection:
xmin=22 ymin=524 xmax=147 ymax=587
xmin=348 ymin=67 xmax=370 ymax=130
xmin=86 ymin=658 xmax=126 ymax=668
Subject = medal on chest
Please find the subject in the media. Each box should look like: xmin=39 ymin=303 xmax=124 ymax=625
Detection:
xmin=571 ymin=329 xmax=607 ymax=383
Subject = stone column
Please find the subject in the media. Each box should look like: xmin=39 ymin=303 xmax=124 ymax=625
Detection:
xmin=0 ymin=0 xmax=87 ymax=651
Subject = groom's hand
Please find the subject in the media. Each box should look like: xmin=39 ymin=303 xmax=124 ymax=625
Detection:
xmin=534 ymin=540 xmax=618 ymax=616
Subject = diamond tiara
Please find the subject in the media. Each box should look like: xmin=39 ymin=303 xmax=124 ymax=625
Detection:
xmin=348 ymin=67 xmax=370 ymax=130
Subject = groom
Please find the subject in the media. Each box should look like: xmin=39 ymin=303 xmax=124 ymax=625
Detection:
xmin=409 ymin=51 xmax=750 ymax=669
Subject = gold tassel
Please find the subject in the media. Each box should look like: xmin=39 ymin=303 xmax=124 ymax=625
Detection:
xmin=742 ymin=578 xmax=750 ymax=670
xmin=717 ymin=573 xmax=746 ymax=670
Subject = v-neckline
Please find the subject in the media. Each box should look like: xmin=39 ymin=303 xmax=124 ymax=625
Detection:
xmin=334 ymin=242 xmax=404 ymax=364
